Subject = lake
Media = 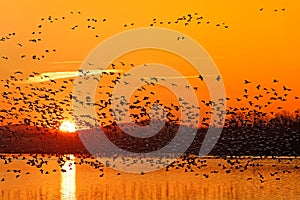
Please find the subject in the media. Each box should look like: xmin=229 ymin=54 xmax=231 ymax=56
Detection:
xmin=0 ymin=154 xmax=299 ymax=200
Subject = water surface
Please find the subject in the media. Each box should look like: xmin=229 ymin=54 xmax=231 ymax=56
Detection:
xmin=0 ymin=154 xmax=299 ymax=200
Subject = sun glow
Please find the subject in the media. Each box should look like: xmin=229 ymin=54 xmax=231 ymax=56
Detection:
xmin=59 ymin=121 xmax=76 ymax=133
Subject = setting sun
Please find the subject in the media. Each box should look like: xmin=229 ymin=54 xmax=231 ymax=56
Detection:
xmin=59 ymin=121 xmax=76 ymax=133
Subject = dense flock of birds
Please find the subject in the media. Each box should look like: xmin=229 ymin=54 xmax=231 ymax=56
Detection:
xmin=0 ymin=68 xmax=298 ymax=131
xmin=0 ymin=6 xmax=298 ymax=184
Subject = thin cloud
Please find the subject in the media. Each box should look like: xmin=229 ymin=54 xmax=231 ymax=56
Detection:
xmin=24 ymin=69 xmax=123 ymax=83
xmin=23 ymin=69 xmax=218 ymax=84
xmin=143 ymin=75 xmax=217 ymax=80
xmin=51 ymin=61 xmax=84 ymax=64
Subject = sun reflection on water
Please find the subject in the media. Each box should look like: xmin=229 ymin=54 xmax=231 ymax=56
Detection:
xmin=60 ymin=154 xmax=76 ymax=200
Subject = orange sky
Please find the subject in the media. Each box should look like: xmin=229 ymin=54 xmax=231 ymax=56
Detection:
xmin=0 ymin=0 xmax=299 ymax=126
